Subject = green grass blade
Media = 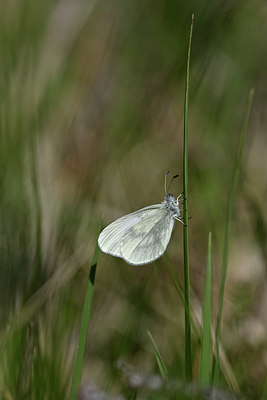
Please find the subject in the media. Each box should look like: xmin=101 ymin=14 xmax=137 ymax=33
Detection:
xmin=147 ymin=330 xmax=168 ymax=380
xmin=164 ymin=254 xmax=200 ymax=341
xmin=199 ymin=232 xmax=212 ymax=386
xmin=183 ymin=13 xmax=194 ymax=381
xmin=263 ymin=377 xmax=267 ymax=400
xmin=69 ymin=227 xmax=101 ymax=400
xmin=212 ymin=88 xmax=255 ymax=384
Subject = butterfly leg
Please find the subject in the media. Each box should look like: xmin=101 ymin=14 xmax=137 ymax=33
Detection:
xmin=179 ymin=213 xmax=192 ymax=226
xmin=174 ymin=216 xmax=185 ymax=225
xmin=176 ymin=193 xmax=184 ymax=205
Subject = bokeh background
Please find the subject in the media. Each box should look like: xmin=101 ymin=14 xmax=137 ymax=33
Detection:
xmin=0 ymin=0 xmax=266 ymax=399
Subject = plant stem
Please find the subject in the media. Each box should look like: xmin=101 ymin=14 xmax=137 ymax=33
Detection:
xmin=183 ymin=13 xmax=194 ymax=381
xmin=199 ymin=232 xmax=212 ymax=385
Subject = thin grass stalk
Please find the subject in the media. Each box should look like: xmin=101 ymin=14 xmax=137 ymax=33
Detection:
xmin=183 ymin=13 xmax=194 ymax=381
xmin=199 ymin=232 xmax=212 ymax=385
xmin=164 ymin=254 xmax=200 ymax=340
xmin=212 ymin=89 xmax=254 ymax=383
xmin=69 ymin=230 xmax=101 ymax=400
xmin=147 ymin=330 xmax=168 ymax=379
xmin=29 ymin=136 xmax=43 ymax=289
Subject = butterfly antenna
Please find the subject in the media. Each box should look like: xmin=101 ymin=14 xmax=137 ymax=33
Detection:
xmin=167 ymin=174 xmax=179 ymax=193
xmin=164 ymin=170 xmax=169 ymax=194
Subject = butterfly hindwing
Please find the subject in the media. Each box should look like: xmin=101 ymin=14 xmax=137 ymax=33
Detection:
xmin=98 ymin=205 xmax=162 ymax=259
xmin=120 ymin=206 xmax=174 ymax=265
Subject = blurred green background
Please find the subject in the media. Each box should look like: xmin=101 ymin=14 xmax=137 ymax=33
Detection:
xmin=0 ymin=0 xmax=266 ymax=399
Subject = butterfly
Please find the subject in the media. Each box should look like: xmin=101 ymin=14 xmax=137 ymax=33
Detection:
xmin=98 ymin=172 xmax=183 ymax=265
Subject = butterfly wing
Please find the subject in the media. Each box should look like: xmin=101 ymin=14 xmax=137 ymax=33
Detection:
xmin=120 ymin=206 xmax=174 ymax=265
xmin=98 ymin=205 xmax=161 ymax=259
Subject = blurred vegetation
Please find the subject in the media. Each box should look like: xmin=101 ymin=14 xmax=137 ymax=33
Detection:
xmin=0 ymin=0 xmax=266 ymax=399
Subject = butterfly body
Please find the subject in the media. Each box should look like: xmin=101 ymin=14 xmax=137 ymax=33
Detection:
xmin=98 ymin=192 xmax=183 ymax=265
xmin=162 ymin=193 xmax=182 ymax=220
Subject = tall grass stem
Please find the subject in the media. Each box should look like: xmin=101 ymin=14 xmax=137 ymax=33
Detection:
xmin=165 ymin=254 xmax=199 ymax=340
xmin=183 ymin=13 xmax=194 ymax=381
xmin=199 ymin=232 xmax=212 ymax=385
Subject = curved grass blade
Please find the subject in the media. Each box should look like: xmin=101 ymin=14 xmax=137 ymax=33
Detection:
xmin=164 ymin=255 xmax=239 ymax=391
xmin=212 ymin=89 xmax=255 ymax=384
xmin=147 ymin=330 xmax=168 ymax=380
xmin=69 ymin=225 xmax=102 ymax=400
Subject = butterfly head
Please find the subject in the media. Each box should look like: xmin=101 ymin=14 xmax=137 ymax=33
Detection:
xmin=163 ymin=193 xmax=181 ymax=219
xmin=163 ymin=171 xmax=182 ymax=220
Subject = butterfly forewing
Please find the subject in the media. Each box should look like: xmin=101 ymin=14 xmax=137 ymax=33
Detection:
xmin=98 ymin=205 xmax=162 ymax=258
xmin=120 ymin=206 xmax=174 ymax=265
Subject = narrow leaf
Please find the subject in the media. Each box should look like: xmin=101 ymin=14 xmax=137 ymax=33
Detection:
xmin=147 ymin=330 xmax=168 ymax=380
xmin=199 ymin=232 xmax=212 ymax=385
xmin=212 ymin=89 xmax=255 ymax=383
xmin=183 ymin=13 xmax=194 ymax=381
xmin=164 ymin=254 xmax=200 ymax=341
xmin=69 ymin=226 xmax=101 ymax=400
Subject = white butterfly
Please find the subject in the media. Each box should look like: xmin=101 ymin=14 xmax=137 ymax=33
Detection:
xmin=98 ymin=172 xmax=184 ymax=265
